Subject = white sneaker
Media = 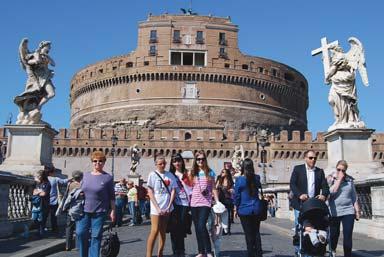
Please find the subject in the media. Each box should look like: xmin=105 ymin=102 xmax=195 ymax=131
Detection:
xmin=331 ymin=250 xmax=336 ymax=257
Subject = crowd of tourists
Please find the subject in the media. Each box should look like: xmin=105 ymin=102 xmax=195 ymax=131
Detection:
xmin=30 ymin=149 xmax=360 ymax=257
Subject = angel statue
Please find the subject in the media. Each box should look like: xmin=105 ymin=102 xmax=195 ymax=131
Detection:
xmin=312 ymin=37 xmax=369 ymax=131
xmin=14 ymin=38 xmax=56 ymax=125
xmin=231 ymin=145 xmax=245 ymax=173
xmin=130 ymin=144 xmax=141 ymax=174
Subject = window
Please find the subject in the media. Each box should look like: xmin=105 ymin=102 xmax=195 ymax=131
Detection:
xmin=185 ymin=132 xmax=192 ymax=140
xmin=126 ymin=62 xmax=133 ymax=68
xmin=258 ymin=67 xmax=264 ymax=73
xmin=149 ymin=45 xmax=156 ymax=56
xmin=219 ymin=47 xmax=227 ymax=58
xmin=170 ymin=51 xmax=206 ymax=66
xmin=171 ymin=52 xmax=182 ymax=65
xmin=242 ymin=64 xmax=249 ymax=70
xmin=150 ymin=30 xmax=157 ymax=43
xmin=98 ymin=68 xmax=103 ymax=74
xmin=219 ymin=32 xmax=226 ymax=45
xmin=196 ymin=31 xmax=204 ymax=44
xmin=112 ymin=66 xmax=117 ymax=70
xmin=173 ymin=30 xmax=181 ymax=43
xmin=272 ymin=68 xmax=278 ymax=77
xmin=144 ymin=61 xmax=149 ymax=66
xmin=194 ymin=53 xmax=205 ymax=66
xmin=224 ymin=63 xmax=230 ymax=68
xmin=284 ymin=72 xmax=295 ymax=81
xmin=183 ymin=52 xmax=193 ymax=65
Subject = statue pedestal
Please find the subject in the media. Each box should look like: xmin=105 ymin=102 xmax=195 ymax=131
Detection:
xmin=128 ymin=173 xmax=141 ymax=186
xmin=0 ymin=124 xmax=58 ymax=176
xmin=324 ymin=128 xmax=384 ymax=179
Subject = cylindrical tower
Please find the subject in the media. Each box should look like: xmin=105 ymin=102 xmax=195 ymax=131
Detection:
xmin=70 ymin=14 xmax=308 ymax=133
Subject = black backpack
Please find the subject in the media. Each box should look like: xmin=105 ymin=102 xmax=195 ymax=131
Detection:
xmin=101 ymin=225 xmax=120 ymax=257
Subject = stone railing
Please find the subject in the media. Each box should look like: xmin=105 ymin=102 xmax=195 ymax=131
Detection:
xmin=0 ymin=171 xmax=35 ymax=238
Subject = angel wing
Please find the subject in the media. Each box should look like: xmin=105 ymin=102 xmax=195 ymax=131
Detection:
xmin=346 ymin=37 xmax=369 ymax=86
xmin=19 ymin=38 xmax=30 ymax=70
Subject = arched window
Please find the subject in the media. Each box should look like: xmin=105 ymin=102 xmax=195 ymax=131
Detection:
xmin=185 ymin=132 xmax=192 ymax=141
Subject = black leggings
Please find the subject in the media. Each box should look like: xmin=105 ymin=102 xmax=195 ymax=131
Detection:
xmin=330 ymin=214 xmax=355 ymax=257
xmin=239 ymin=215 xmax=262 ymax=257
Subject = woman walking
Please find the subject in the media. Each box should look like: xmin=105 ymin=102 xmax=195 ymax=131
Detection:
xmin=32 ymin=170 xmax=51 ymax=237
xmin=216 ymin=168 xmax=234 ymax=235
xmin=76 ymin=151 xmax=115 ymax=257
xmin=189 ymin=150 xmax=220 ymax=257
xmin=146 ymin=155 xmax=176 ymax=257
xmin=328 ymin=160 xmax=360 ymax=257
xmin=234 ymin=158 xmax=263 ymax=257
xmin=169 ymin=153 xmax=192 ymax=257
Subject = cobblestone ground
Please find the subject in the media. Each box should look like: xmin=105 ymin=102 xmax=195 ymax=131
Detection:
xmin=48 ymin=218 xmax=295 ymax=257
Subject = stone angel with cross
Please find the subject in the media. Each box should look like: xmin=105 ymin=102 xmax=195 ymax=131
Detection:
xmin=312 ymin=37 xmax=369 ymax=131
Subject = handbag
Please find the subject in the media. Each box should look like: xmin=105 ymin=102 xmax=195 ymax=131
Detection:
xmin=101 ymin=225 xmax=120 ymax=257
xmin=257 ymin=186 xmax=268 ymax=221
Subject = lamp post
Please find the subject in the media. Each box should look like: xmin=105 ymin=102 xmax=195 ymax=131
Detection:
xmin=111 ymin=135 xmax=118 ymax=180
xmin=257 ymin=129 xmax=269 ymax=184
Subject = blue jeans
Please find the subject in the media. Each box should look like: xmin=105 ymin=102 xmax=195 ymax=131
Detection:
xmin=128 ymin=201 xmax=137 ymax=224
xmin=76 ymin=212 xmax=106 ymax=257
xmin=294 ymin=209 xmax=312 ymax=257
xmin=139 ymin=199 xmax=146 ymax=217
xmin=115 ymin=197 xmax=127 ymax=226
xmin=191 ymin=206 xmax=212 ymax=254
xmin=330 ymin=214 xmax=355 ymax=257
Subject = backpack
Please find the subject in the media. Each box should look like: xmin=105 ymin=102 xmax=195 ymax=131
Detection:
xmin=101 ymin=225 xmax=120 ymax=257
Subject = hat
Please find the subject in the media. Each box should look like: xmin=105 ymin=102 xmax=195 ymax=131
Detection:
xmin=72 ymin=170 xmax=83 ymax=179
xmin=212 ymin=202 xmax=226 ymax=214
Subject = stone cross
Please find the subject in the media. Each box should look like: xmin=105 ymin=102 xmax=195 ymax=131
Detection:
xmin=311 ymin=37 xmax=339 ymax=79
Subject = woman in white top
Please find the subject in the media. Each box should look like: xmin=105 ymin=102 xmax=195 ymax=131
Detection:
xmin=146 ymin=155 xmax=176 ymax=257
xmin=169 ymin=153 xmax=192 ymax=257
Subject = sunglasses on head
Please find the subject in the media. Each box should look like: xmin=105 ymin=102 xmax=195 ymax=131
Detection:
xmin=308 ymin=156 xmax=317 ymax=160
xmin=196 ymin=158 xmax=206 ymax=161
xmin=92 ymin=160 xmax=104 ymax=164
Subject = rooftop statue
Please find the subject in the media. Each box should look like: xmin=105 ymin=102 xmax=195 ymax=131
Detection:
xmin=231 ymin=145 xmax=244 ymax=173
xmin=14 ymin=38 xmax=56 ymax=125
xmin=312 ymin=37 xmax=369 ymax=131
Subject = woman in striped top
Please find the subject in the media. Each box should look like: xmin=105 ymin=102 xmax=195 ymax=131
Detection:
xmin=189 ymin=150 xmax=219 ymax=257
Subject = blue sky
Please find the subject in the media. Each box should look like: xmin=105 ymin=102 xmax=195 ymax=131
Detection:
xmin=1 ymin=0 xmax=383 ymax=133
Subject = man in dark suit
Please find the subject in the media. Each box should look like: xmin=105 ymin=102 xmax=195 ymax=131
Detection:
xmin=289 ymin=150 xmax=329 ymax=255
xmin=290 ymin=150 xmax=329 ymax=210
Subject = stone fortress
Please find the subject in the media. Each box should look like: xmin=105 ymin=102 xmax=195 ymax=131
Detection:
xmin=1 ymin=13 xmax=384 ymax=183
xmin=69 ymin=14 xmax=308 ymax=133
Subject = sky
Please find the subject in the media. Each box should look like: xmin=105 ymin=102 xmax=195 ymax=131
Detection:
xmin=1 ymin=0 xmax=383 ymax=134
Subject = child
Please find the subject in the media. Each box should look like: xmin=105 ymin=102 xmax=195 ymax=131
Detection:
xmin=207 ymin=202 xmax=228 ymax=257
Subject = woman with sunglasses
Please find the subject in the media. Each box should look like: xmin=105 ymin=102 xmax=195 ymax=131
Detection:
xmin=169 ymin=153 xmax=192 ymax=257
xmin=328 ymin=160 xmax=360 ymax=257
xmin=76 ymin=151 xmax=116 ymax=257
xmin=189 ymin=150 xmax=219 ymax=257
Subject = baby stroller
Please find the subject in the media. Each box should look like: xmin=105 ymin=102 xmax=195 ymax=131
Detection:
xmin=295 ymin=198 xmax=333 ymax=257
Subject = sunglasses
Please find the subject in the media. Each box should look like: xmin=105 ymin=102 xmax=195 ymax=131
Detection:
xmin=172 ymin=158 xmax=183 ymax=163
xmin=337 ymin=168 xmax=346 ymax=172
xmin=196 ymin=158 xmax=206 ymax=162
xmin=92 ymin=160 xmax=104 ymax=164
xmin=308 ymin=156 xmax=317 ymax=160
